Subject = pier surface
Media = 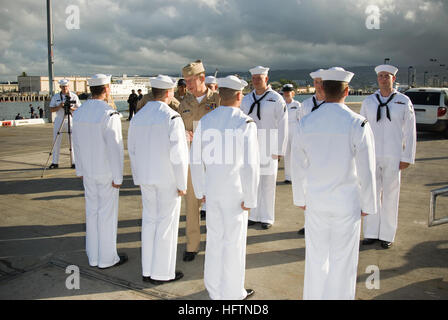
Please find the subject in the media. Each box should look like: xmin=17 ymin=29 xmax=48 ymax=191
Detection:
xmin=0 ymin=103 xmax=447 ymax=300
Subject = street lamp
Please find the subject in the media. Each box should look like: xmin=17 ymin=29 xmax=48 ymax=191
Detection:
xmin=408 ymin=66 xmax=413 ymax=88
xmin=384 ymin=58 xmax=390 ymax=65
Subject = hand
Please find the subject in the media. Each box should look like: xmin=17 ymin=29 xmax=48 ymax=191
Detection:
xmin=186 ymin=130 xmax=194 ymax=142
xmin=272 ymin=155 xmax=279 ymax=160
xmin=241 ymin=202 xmax=250 ymax=211
xmin=178 ymin=189 xmax=187 ymax=196
xmin=361 ymin=211 xmax=368 ymax=217
xmin=299 ymin=205 xmax=306 ymax=210
xmin=201 ymin=196 xmax=206 ymax=203
xmin=399 ymin=162 xmax=410 ymax=170
xmin=112 ymin=182 xmax=122 ymax=189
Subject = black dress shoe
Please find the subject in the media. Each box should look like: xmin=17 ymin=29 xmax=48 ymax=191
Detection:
xmin=261 ymin=223 xmax=272 ymax=230
xmin=98 ymin=252 xmax=128 ymax=269
xmin=183 ymin=251 xmax=197 ymax=262
xmin=48 ymin=163 xmax=59 ymax=169
xmin=362 ymin=238 xmax=377 ymax=245
xmin=145 ymin=271 xmax=184 ymax=285
xmin=200 ymin=210 xmax=206 ymax=220
xmin=248 ymin=220 xmax=257 ymax=226
xmin=71 ymin=164 xmax=75 ymax=169
xmin=297 ymin=227 xmax=305 ymax=235
xmin=284 ymin=180 xmax=291 ymax=184
xmin=244 ymin=289 xmax=255 ymax=300
xmin=381 ymin=241 xmax=392 ymax=249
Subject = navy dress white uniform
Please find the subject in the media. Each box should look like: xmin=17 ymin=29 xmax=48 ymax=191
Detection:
xmin=49 ymin=79 xmax=81 ymax=166
xmin=72 ymin=74 xmax=124 ymax=268
xmin=128 ymin=75 xmax=189 ymax=281
xmin=360 ymin=65 xmax=416 ymax=244
xmin=291 ymin=67 xmax=377 ymax=300
xmin=190 ymin=76 xmax=260 ymax=300
xmin=241 ymin=66 xmax=288 ymax=226
xmin=283 ymin=84 xmax=301 ymax=182
xmin=300 ymin=69 xmax=326 ymax=118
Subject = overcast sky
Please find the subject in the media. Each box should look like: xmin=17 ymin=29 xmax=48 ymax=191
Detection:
xmin=1 ymin=0 xmax=447 ymax=81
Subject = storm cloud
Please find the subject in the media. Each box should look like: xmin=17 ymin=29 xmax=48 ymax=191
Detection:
xmin=0 ymin=0 xmax=447 ymax=81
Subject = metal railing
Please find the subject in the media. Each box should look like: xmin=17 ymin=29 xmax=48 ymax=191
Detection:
xmin=429 ymin=186 xmax=448 ymax=227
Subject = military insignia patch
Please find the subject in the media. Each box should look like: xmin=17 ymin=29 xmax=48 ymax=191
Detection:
xmin=395 ymin=101 xmax=405 ymax=105
xmin=182 ymin=109 xmax=191 ymax=114
xmin=206 ymin=103 xmax=218 ymax=111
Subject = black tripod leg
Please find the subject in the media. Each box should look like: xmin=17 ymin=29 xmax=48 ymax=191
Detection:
xmin=41 ymin=118 xmax=66 ymax=178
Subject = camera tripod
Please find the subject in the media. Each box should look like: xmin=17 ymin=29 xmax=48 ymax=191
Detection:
xmin=41 ymin=103 xmax=75 ymax=178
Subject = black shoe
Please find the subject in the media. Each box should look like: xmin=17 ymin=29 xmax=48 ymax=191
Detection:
xmin=145 ymin=271 xmax=184 ymax=285
xmin=297 ymin=227 xmax=305 ymax=235
xmin=261 ymin=223 xmax=272 ymax=230
xmin=48 ymin=163 xmax=59 ymax=169
xmin=248 ymin=220 xmax=257 ymax=226
xmin=200 ymin=210 xmax=206 ymax=220
xmin=183 ymin=251 xmax=197 ymax=262
xmin=381 ymin=241 xmax=392 ymax=249
xmin=71 ymin=164 xmax=75 ymax=169
xmin=244 ymin=289 xmax=255 ymax=300
xmin=98 ymin=253 xmax=128 ymax=269
xmin=284 ymin=180 xmax=291 ymax=184
xmin=362 ymin=238 xmax=377 ymax=245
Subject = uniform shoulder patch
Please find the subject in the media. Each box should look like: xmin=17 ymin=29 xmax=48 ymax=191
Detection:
xmin=361 ymin=119 xmax=368 ymax=127
xmin=171 ymin=114 xmax=180 ymax=120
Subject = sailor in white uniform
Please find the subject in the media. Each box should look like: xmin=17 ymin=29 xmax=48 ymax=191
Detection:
xmin=72 ymin=74 xmax=127 ymax=269
xmin=190 ymin=75 xmax=259 ymax=300
xmin=282 ymin=83 xmax=301 ymax=184
xmin=296 ymin=69 xmax=326 ymax=236
xmin=128 ymin=75 xmax=189 ymax=284
xmin=291 ymin=67 xmax=377 ymax=300
xmin=48 ymin=79 xmax=81 ymax=169
xmin=360 ymin=65 xmax=416 ymax=249
xmin=241 ymin=66 xmax=288 ymax=229
xmin=205 ymin=76 xmax=218 ymax=92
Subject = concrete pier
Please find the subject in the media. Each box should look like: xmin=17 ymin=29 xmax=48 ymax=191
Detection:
xmin=0 ymin=103 xmax=447 ymax=300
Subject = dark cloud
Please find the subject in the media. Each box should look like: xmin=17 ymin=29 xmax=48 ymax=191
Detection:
xmin=0 ymin=0 xmax=447 ymax=81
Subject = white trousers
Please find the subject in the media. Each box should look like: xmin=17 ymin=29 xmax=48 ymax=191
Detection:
xmin=249 ymin=160 xmax=278 ymax=224
xmin=303 ymin=209 xmax=361 ymax=300
xmin=204 ymin=197 xmax=248 ymax=300
xmin=284 ymin=125 xmax=295 ymax=181
xmin=140 ymin=184 xmax=181 ymax=280
xmin=52 ymin=118 xmax=75 ymax=164
xmin=83 ymin=177 xmax=120 ymax=268
xmin=363 ymin=157 xmax=401 ymax=242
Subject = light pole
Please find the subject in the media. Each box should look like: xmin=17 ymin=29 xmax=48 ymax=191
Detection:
xmin=408 ymin=66 xmax=413 ymax=88
xmin=424 ymin=71 xmax=428 ymax=87
xmin=384 ymin=58 xmax=390 ymax=65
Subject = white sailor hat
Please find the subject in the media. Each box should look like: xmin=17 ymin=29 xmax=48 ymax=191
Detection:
xmin=88 ymin=74 xmax=111 ymax=87
xmin=281 ymin=84 xmax=294 ymax=92
xmin=58 ymin=79 xmax=69 ymax=86
xmin=375 ymin=64 xmax=398 ymax=76
xmin=205 ymin=76 xmax=217 ymax=84
xmin=149 ymin=75 xmax=176 ymax=89
xmin=249 ymin=66 xmax=270 ymax=75
xmin=321 ymin=67 xmax=354 ymax=83
xmin=217 ymin=75 xmax=248 ymax=91
xmin=309 ymin=69 xmax=325 ymax=79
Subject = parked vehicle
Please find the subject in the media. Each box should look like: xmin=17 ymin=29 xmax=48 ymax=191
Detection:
xmin=404 ymin=88 xmax=448 ymax=137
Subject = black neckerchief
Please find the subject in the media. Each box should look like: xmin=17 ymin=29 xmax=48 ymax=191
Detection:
xmin=249 ymin=91 xmax=270 ymax=120
xmin=376 ymin=92 xmax=396 ymax=121
xmin=311 ymin=96 xmax=325 ymax=112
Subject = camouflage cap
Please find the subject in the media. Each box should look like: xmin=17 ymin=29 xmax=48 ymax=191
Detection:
xmin=182 ymin=60 xmax=205 ymax=78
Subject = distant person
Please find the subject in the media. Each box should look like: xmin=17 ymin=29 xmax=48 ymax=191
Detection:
xmin=48 ymin=79 xmax=81 ymax=169
xmin=127 ymin=89 xmax=138 ymax=120
xmin=29 ymin=104 xmax=34 ymax=117
xmin=282 ymin=84 xmax=301 ymax=184
xmin=38 ymin=107 xmax=44 ymax=118
xmin=15 ymin=113 xmax=22 ymax=120
xmin=137 ymin=89 xmax=143 ymax=101
xmin=174 ymin=79 xmax=187 ymax=102
xmin=360 ymin=65 xmax=416 ymax=249
xmin=205 ymin=76 xmax=218 ymax=92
